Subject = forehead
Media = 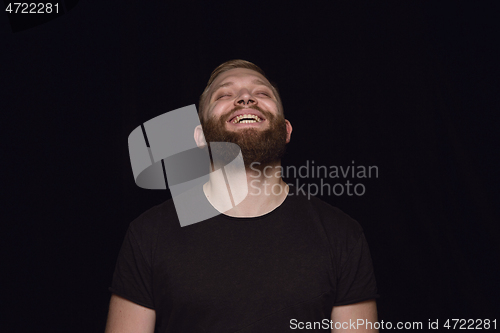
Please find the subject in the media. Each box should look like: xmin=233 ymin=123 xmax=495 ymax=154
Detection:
xmin=211 ymin=68 xmax=271 ymax=88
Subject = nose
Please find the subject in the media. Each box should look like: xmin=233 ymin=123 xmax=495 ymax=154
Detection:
xmin=235 ymin=89 xmax=256 ymax=106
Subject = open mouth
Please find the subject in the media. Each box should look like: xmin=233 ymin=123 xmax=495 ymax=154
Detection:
xmin=229 ymin=114 xmax=264 ymax=124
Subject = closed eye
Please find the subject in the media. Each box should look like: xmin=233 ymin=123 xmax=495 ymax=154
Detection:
xmin=216 ymin=94 xmax=231 ymax=100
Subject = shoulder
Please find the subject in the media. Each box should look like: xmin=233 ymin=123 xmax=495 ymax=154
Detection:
xmin=287 ymin=191 xmax=365 ymax=250
xmin=126 ymin=198 xmax=179 ymax=244
xmin=289 ymin=190 xmax=363 ymax=234
xmin=309 ymin=195 xmax=363 ymax=235
xmin=287 ymin=193 xmax=374 ymax=281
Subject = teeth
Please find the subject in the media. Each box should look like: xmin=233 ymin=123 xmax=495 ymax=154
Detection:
xmin=232 ymin=114 xmax=262 ymax=124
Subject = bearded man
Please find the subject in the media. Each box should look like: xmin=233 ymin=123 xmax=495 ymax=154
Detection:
xmin=105 ymin=60 xmax=379 ymax=332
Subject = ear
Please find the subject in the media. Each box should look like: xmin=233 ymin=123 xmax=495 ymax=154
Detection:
xmin=285 ymin=119 xmax=293 ymax=143
xmin=194 ymin=124 xmax=207 ymax=148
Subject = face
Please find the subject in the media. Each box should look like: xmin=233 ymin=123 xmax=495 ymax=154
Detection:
xmin=199 ymin=68 xmax=292 ymax=166
xmin=203 ymin=68 xmax=281 ymax=128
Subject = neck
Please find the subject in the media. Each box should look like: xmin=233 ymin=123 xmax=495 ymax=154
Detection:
xmin=203 ymin=160 xmax=289 ymax=217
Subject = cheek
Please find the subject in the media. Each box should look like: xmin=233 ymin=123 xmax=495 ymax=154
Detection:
xmin=206 ymin=103 xmax=230 ymax=122
xmin=206 ymin=104 xmax=222 ymax=118
xmin=262 ymin=100 xmax=279 ymax=112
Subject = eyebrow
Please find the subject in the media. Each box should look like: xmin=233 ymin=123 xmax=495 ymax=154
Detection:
xmin=210 ymin=79 xmax=272 ymax=100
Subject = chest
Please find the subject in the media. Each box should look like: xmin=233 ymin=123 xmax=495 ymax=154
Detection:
xmin=152 ymin=222 xmax=334 ymax=318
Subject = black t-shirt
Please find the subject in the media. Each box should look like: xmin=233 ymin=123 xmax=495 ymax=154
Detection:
xmin=110 ymin=186 xmax=379 ymax=332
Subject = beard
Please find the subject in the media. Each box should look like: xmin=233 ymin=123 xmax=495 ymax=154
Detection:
xmin=200 ymin=105 xmax=288 ymax=167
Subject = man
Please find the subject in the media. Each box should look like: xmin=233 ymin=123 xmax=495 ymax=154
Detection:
xmin=105 ymin=60 xmax=379 ymax=332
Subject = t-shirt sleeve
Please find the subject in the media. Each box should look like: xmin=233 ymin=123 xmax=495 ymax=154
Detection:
xmin=333 ymin=232 xmax=379 ymax=306
xmin=109 ymin=221 xmax=155 ymax=309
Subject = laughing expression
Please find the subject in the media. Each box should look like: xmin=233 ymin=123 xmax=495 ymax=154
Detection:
xmin=203 ymin=68 xmax=281 ymax=131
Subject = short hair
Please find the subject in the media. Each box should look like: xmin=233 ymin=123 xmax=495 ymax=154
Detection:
xmin=198 ymin=59 xmax=284 ymax=121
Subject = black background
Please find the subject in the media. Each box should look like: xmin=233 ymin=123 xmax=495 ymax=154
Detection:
xmin=2 ymin=1 xmax=499 ymax=332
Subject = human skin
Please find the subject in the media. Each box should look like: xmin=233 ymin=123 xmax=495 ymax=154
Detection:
xmin=194 ymin=68 xmax=293 ymax=217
